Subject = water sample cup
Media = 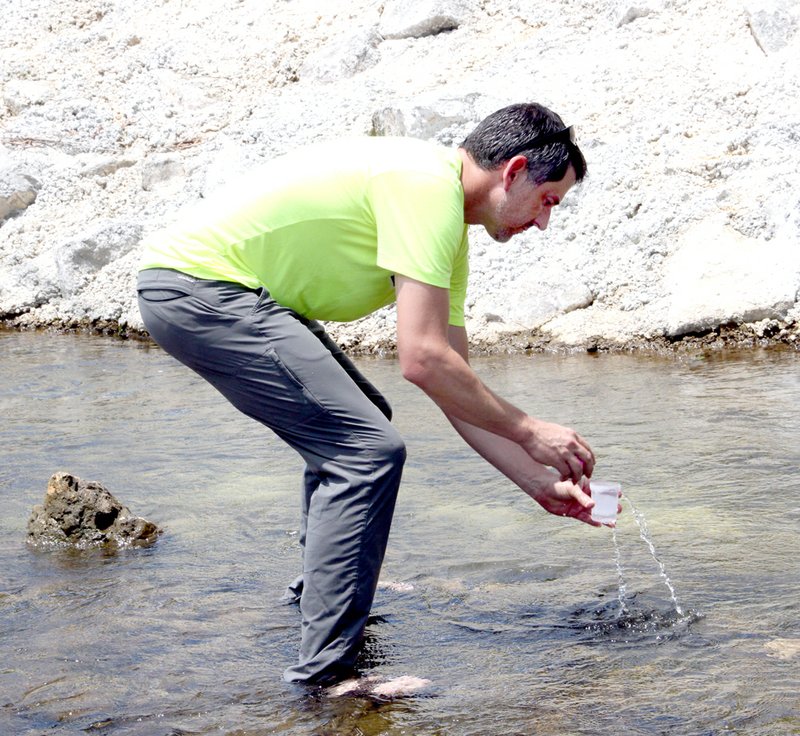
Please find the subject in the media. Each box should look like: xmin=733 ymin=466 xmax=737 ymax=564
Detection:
xmin=590 ymin=480 xmax=621 ymax=524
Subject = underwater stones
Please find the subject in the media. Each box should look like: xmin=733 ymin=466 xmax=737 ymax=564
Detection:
xmin=27 ymin=472 xmax=161 ymax=549
xmin=764 ymin=638 xmax=800 ymax=660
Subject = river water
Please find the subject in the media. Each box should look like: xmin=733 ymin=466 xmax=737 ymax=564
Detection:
xmin=1 ymin=331 xmax=798 ymax=735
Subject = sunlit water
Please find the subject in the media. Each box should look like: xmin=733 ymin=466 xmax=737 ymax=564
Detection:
xmin=2 ymin=331 xmax=799 ymax=735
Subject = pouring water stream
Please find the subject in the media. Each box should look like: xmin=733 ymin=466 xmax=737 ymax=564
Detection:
xmin=608 ymin=492 xmax=685 ymax=619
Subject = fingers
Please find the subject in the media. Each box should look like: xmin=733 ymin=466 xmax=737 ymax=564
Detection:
xmin=536 ymin=476 xmax=606 ymax=527
xmin=562 ymin=454 xmax=584 ymax=484
xmin=570 ymin=501 xmax=602 ymax=527
xmin=530 ymin=419 xmax=596 ymax=483
xmin=577 ymin=436 xmax=595 ymax=478
xmin=565 ymin=479 xmax=597 ymax=524
xmin=571 ymin=479 xmax=593 ymax=510
xmin=560 ymin=440 xmax=595 ymax=483
xmin=569 ymin=479 xmax=607 ymax=527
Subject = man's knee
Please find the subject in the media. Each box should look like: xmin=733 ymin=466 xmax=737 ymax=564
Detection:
xmin=375 ymin=429 xmax=407 ymax=472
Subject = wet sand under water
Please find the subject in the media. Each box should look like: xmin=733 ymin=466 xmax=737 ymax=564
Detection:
xmin=1 ymin=331 xmax=799 ymax=735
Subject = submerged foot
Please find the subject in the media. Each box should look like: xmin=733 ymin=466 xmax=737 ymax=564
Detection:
xmin=377 ymin=580 xmax=415 ymax=593
xmin=327 ymin=674 xmax=431 ymax=699
xmin=371 ymin=675 xmax=432 ymax=697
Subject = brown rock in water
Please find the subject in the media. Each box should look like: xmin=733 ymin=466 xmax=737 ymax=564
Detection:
xmin=27 ymin=472 xmax=161 ymax=548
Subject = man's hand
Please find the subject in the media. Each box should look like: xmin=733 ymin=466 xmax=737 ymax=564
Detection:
xmin=523 ymin=418 xmax=595 ymax=483
xmin=448 ymin=417 xmax=612 ymax=528
xmin=526 ymin=472 xmax=611 ymax=527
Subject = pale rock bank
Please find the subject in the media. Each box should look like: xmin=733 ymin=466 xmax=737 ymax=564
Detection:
xmin=1 ymin=0 xmax=799 ymax=353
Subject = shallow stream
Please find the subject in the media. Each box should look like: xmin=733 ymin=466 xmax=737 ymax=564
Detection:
xmin=2 ymin=331 xmax=798 ymax=735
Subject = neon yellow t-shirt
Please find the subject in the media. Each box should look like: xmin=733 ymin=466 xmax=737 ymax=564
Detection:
xmin=139 ymin=137 xmax=470 ymax=325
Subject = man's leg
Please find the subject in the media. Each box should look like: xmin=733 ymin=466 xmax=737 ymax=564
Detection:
xmin=282 ymin=319 xmax=394 ymax=606
xmin=279 ymin=465 xmax=318 ymax=606
xmin=137 ymin=269 xmax=405 ymax=684
xmin=305 ymin=319 xmax=393 ymax=422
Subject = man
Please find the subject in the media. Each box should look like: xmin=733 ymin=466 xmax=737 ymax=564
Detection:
xmin=137 ymin=101 xmax=598 ymax=689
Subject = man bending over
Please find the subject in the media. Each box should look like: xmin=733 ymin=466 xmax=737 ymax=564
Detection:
xmin=137 ymin=101 xmax=597 ymax=690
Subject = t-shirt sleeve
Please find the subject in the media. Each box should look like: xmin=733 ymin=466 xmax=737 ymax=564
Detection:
xmin=369 ymin=169 xmax=468 ymax=324
xmin=447 ymin=226 xmax=469 ymax=327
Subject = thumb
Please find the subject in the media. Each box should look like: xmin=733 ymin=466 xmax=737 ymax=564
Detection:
xmin=573 ymin=478 xmax=594 ymax=509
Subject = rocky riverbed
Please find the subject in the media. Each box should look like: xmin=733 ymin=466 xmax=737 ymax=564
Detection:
xmin=2 ymin=0 xmax=799 ymax=354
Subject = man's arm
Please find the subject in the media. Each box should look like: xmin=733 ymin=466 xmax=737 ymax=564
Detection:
xmin=444 ymin=323 xmax=600 ymax=526
xmin=394 ymin=275 xmax=595 ymax=483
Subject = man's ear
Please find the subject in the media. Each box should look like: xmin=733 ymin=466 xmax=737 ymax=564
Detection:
xmin=502 ymin=155 xmax=528 ymax=191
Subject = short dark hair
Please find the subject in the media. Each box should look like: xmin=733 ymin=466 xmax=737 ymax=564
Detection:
xmin=460 ymin=103 xmax=587 ymax=184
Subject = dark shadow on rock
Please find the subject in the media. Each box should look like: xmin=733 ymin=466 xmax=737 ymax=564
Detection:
xmin=27 ymin=472 xmax=161 ymax=549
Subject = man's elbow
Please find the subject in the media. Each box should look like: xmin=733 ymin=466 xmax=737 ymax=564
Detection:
xmin=400 ymin=358 xmax=433 ymax=389
xmin=399 ymin=346 xmax=443 ymax=391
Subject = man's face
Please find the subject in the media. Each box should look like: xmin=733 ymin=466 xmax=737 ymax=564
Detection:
xmin=485 ymin=162 xmax=576 ymax=243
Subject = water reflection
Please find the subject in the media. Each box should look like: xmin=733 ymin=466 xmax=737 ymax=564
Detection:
xmin=1 ymin=332 xmax=799 ymax=735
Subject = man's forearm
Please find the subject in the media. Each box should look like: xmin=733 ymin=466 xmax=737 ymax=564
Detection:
xmin=446 ymin=413 xmax=551 ymax=494
xmin=447 ymin=413 xmax=599 ymax=525
xmin=403 ymin=341 xmax=533 ymax=444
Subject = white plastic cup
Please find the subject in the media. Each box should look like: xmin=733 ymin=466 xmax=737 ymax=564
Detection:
xmin=590 ymin=480 xmax=620 ymax=524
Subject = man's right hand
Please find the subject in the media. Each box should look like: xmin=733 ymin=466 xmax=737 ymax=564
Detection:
xmin=523 ymin=417 xmax=595 ymax=483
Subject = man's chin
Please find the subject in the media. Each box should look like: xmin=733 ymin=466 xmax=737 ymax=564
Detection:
xmin=488 ymin=228 xmax=512 ymax=243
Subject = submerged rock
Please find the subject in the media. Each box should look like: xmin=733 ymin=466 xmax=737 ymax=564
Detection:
xmin=27 ymin=472 xmax=161 ymax=549
xmin=764 ymin=638 xmax=800 ymax=660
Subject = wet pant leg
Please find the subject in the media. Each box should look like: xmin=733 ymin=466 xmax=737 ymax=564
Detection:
xmin=136 ymin=268 xmax=406 ymax=684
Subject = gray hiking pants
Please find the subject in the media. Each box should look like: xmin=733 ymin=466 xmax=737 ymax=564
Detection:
xmin=137 ymin=268 xmax=405 ymax=684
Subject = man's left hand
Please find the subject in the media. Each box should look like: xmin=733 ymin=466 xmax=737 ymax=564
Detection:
xmin=526 ymin=473 xmax=613 ymax=527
